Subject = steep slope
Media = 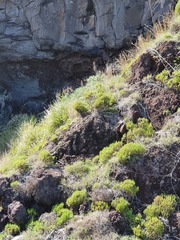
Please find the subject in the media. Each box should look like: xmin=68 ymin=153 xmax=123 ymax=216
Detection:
xmin=0 ymin=3 xmax=180 ymax=240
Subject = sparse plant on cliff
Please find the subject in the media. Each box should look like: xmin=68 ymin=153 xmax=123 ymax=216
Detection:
xmin=4 ymin=223 xmax=20 ymax=236
xmin=38 ymin=149 xmax=55 ymax=164
xmin=66 ymin=190 xmax=87 ymax=211
xmin=99 ymin=141 xmax=121 ymax=164
xmin=117 ymin=143 xmax=145 ymax=163
xmin=119 ymin=179 xmax=139 ymax=197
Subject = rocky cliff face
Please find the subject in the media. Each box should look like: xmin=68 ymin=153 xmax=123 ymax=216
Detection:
xmin=0 ymin=0 xmax=174 ymax=60
xmin=0 ymin=0 xmax=174 ymax=124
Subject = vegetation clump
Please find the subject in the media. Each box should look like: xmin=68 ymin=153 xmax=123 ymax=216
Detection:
xmin=91 ymin=201 xmax=109 ymax=211
xmin=117 ymin=143 xmax=145 ymax=163
xmin=119 ymin=179 xmax=139 ymax=197
xmin=4 ymin=223 xmax=20 ymax=236
xmin=38 ymin=149 xmax=55 ymax=163
xmin=52 ymin=203 xmax=73 ymax=226
xmin=66 ymin=190 xmax=87 ymax=210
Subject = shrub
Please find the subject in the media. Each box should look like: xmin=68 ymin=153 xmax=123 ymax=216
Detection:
xmin=66 ymin=190 xmax=87 ymax=208
xmin=38 ymin=150 xmax=55 ymax=164
xmin=111 ymin=197 xmax=130 ymax=215
xmin=52 ymin=202 xmax=73 ymax=225
xmin=126 ymin=118 xmax=155 ymax=141
xmin=144 ymin=217 xmax=164 ymax=239
xmin=27 ymin=220 xmax=43 ymax=233
xmin=99 ymin=141 xmax=121 ymax=163
xmin=155 ymin=69 xmax=180 ymax=90
xmin=65 ymin=161 xmax=90 ymax=177
xmin=154 ymin=195 xmax=177 ymax=218
xmin=73 ymin=100 xmax=89 ymax=115
xmin=117 ymin=143 xmax=145 ymax=163
xmin=119 ymin=179 xmax=139 ymax=197
xmin=12 ymin=155 xmax=29 ymax=172
xmin=175 ymin=0 xmax=180 ymax=15
xmin=93 ymin=93 xmax=115 ymax=109
xmin=144 ymin=204 xmax=161 ymax=218
xmin=144 ymin=194 xmax=177 ymax=219
xmin=91 ymin=201 xmax=109 ymax=211
xmin=4 ymin=223 xmax=20 ymax=236
xmin=27 ymin=208 xmax=38 ymax=219
xmin=10 ymin=180 xmax=20 ymax=188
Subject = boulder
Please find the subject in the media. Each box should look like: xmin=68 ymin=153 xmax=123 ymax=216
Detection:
xmin=7 ymin=201 xmax=27 ymax=225
xmin=24 ymin=168 xmax=64 ymax=206
xmin=46 ymin=112 xmax=121 ymax=162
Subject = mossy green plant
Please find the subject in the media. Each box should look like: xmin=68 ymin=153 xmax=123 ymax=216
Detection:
xmin=91 ymin=201 xmax=109 ymax=211
xmin=119 ymin=179 xmax=139 ymax=197
xmin=99 ymin=141 xmax=121 ymax=164
xmin=4 ymin=223 xmax=20 ymax=236
xmin=175 ymin=0 xmax=180 ymax=15
xmin=52 ymin=203 xmax=73 ymax=226
xmin=66 ymin=190 xmax=87 ymax=209
xmin=73 ymin=100 xmax=89 ymax=115
xmin=38 ymin=149 xmax=55 ymax=164
xmin=117 ymin=143 xmax=145 ymax=163
xmin=144 ymin=217 xmax=164 ymax=240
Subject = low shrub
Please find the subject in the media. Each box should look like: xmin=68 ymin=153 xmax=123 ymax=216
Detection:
xmin=144 ymin=217 xmax=164 ymax=240
xmin=99 ymin=141 xmax=121 ymax=164
xmin=144 ymin=194 xmax=177 ymax=219
xmin=4 ymin=223 xmax=20 ymax=236
xmin=65 ymin=161 xmax=90 ymax=177
xmin=73 ymin=100 xmax=89 ymax=115
xmin=91 ymin=201 xmax=109 ymax=211
xmin=175 ymin=0 xmax=180 ymax=15
xmin=117 ymin=143 xmax=145 ymax=163
xmin=66 ymin=190 xmax=87 ymax=209
xmin=38 ymin=150 xmax=55 ymax=164
xmin=126 ymin=118 xmax=155 ymax=141
xmin=119 ymin=179 xmax=139 ymax=197
xmin=52 ymin=203 xmax=73 ymax=226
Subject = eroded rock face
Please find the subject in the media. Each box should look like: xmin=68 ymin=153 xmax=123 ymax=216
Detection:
xmin=46 ymin=111 xmax=121 ymax=162
xmin=24 ymin=168 xmax=64 ymax=206
xmin=7 ymin=201 xmax=27 ymax=226
xmin=0 ymin=0 xmax=174 ymax=124
xmin=0 ymin=0 xmax=174 ymax=60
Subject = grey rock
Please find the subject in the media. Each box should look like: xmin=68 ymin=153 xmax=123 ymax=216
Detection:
xmin=24 ymin=168 xmax=64 ymax=206
xmin=0 ymin=0 xmax=174 ymax=61
xmin=7 ymin=201 xmax=27 ymax=225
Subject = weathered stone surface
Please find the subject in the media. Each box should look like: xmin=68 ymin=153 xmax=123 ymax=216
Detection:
xmin=0 ymin=0 xmax=174 ymax=61
xmin=24 ymin=168 xmax=64 ymax=206
xmin=46 ymin=111 xmax=121 ymax=162
xmin=7 ymin=201 xmax=27 ymax=225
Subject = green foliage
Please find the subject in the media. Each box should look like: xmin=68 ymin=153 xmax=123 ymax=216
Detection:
xmin=126 ymin=118 xmax=155 ymax=141
xmin=4 ymin=223 xmax=20 ymax=236
xmin=27 ymin=220 xmax=43 ymax=233
xmin=99 ymin=141 xmax=121 ymax=163
xmin=27 ymin=208 xmax=38 ymax=219
xmin=73 ymin=100 xmax=89 ymax=114
xmin=91 ymin=201 xmax=109 ymax=211
xmin=117 ymin=143 xmax=145 ymax=163
xmin=11 ymin=155 xmax=29 ymax=173
xmin=111 ymin=197 xmax=130 ymax=215
xmin=10 ymin=180 xmax=20 ymax=188
xmin=65 ymin=161 xmax=91 ymax=177
xmin=144 ymin=194 xmax=177 ymax=219
xmin=119 ymin=179 xmax=139 ymax=197
xmin=66 ymin=190 xmax=87 ymax=208
xmin=175 ymin=0 xmax=180 ymax=15
xmin=0 ymin=114 xmax=31 ymax=153
xmin=156 ymin=69 xmax=180 ymax=90
xmin=144 ymin=217 xmax=164 ymax=240
xmin=38 ymin=149 xmax=55 ymax=164
xmin=52 ymin=203 xmax=74 ymax=226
